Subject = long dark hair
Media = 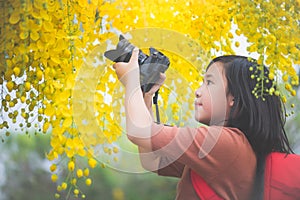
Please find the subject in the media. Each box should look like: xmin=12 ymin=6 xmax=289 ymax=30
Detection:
xmin=207 ymin=55 xmax=294 ymax=199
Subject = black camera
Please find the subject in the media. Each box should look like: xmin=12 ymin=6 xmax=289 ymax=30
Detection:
xmin=104 ymin=35 xmax=170 ymax=93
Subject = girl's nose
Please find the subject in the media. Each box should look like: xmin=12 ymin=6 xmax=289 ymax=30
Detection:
xmin=195 ymin=87 xmax=202 ymax=98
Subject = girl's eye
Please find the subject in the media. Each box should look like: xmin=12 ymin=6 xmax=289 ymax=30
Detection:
xmin=206 ymin=80 xmax=213 ymax=85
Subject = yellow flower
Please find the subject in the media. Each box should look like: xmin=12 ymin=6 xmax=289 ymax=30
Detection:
xmin=56 ymin=185 xmax=62 ymax=191
xmin=173 ymin=115 xmax=179 ymax=121
xmin=71 ymin=178 xmax=77 ymax=185
xmin=6 ymin=81 xmax=14 ymax=92
xmin=85 ymin=178 xmax=92 ymax=186
xmin=51 ymin=174 xmax=58 ymax=182
xmin=83 ymin=168 xmax=89 ymax=176
xmin=9 ymin=12 xmax=20 ymax=24
xmin=77 ymin=169 xmax=83 ymax=178
xmin=171 ymin=103 xmax=179 ymax=113
xmin=30 ymin=31 xmax=40 ymax=41
xmin=282 ymin=74 xmax=288 ymax=82
xmin=43 ymin=122 xmax=50 ymax=133
xmin=68 ymin=161 xmax=75 ymax=171
xmin=54 ymin=193 xmax=60 ymax=199
xmin=19 ymin=31 xmax=29 ymax=40
xmin=24 ymin=82 xmax=31 ymax=91
xmin=13 ymin=67 xmax=21 ymax=77
xmin=50 ymin=164 xmax=57 ymax=172
xmin=88 ymin=158 xmax=97 ymax=168
xmin=269 ymin=87 xmax=275 ymax=95
xmin=63 ymin=117 xmax=73 ymax=128
xmin=285 ymin=83 xmax=292 ymax=91
xmin=282 ymin=96 xmax=287 ymax=103
xmin=74 ymin=189 xmax=79 ymax=195
xmin=113 ymin=147 xmax=119 ymax=153
xmin=46 ymin=150 xmax=58 ymax=161
xmin=61 ymin=182 xmax=68 ymax=190
xmin=36 ymin=70 xmax=43 ymax=81
xmin=113 ymin=157 xmax=118 ymax=162
xmin=268 ymin=72 xmax=275 ymax=80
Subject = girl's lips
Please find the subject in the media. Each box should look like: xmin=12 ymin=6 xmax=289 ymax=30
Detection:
xmin=194 ymin=101 xmax=203 ymax=106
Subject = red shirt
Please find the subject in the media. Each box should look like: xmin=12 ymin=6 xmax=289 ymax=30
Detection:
xmin=150 ymin=124 xmax=257 ymax=200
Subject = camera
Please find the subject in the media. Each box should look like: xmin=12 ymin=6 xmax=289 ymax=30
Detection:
xmin=104 ymin=35 xmax=170 ymax=93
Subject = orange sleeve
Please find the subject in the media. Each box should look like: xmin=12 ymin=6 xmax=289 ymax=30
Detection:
xmin=150 ymin=123 xmax=253 ymax=181
xmin=156 ymin=156 xmax=185 ymax=178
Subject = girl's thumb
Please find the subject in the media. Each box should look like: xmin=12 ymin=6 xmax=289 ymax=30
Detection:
xmin=129 ymin=47 xmax=139 ymax=64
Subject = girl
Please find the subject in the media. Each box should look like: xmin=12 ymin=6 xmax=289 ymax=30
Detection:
xmin=113 ymin=48 xmax=293 ymax=200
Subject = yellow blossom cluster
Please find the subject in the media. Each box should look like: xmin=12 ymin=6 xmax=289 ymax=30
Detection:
xmin=1 ymin=0 xmax=113 ymax=198
xmin=233 ymin=0 xmax=299 ymax=101
xmin=0 ymin=0 xmax=299 ymax=198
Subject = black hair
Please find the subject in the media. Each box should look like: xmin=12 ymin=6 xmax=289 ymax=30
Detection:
xmin=207 ymin=55 xmax=294 ymax=199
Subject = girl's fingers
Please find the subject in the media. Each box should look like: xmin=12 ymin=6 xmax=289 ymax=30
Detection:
xmin=158 ymin=73 xmax=166 ymax=85
xmin=112 ymin=48 xmax=140 ymax=86
xmin=129 ymin=48 xmax=139 ymax=64
xmin=144 ymin=73 xmax=166 ymax=95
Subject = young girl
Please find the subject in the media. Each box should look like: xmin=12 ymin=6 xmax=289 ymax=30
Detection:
xmin=113 ymin=48 xmax=293 ymax=200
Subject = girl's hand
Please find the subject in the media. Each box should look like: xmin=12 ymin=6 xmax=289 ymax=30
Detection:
xmin=143 ymin=73 xmax=166 ymax=113
xmin=143 ymin=73 xmax=166 ymax=97
xmin=113 ymin=48 xmax=140 ymax=87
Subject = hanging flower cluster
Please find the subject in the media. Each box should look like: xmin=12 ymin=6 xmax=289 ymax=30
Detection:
xmin=233 ymin=0 xmax=299 ymax=104
xmin=1 ymin=0 xmax=299 ymax=198
xmin=0 ymin=0 xmax=114 ymax=198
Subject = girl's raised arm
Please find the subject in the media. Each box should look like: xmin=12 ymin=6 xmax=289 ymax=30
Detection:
xmin=113 ymin=48 xmax=156 ymax=149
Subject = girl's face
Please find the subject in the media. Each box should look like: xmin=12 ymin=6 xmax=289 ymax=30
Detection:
xmin=194 ymin=62 xmax=234 ymax=125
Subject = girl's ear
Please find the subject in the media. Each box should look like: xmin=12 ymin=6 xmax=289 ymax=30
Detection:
xmin=228 ymin=94 xmax=235 ymax=107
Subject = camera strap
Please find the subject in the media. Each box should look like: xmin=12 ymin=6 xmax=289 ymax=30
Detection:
xmin=153 ymin=90 xmax=160 ymax=123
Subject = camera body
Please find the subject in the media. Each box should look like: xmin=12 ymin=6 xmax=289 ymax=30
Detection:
xmin=104 ymin=35 xmax=170 ymax=93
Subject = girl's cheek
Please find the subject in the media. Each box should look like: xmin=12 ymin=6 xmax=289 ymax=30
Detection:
xmin=201 ymin=98 xmax=214 ymax=124
xmin=211 ymin=90 xmax=228 ymax=117
xmin=202 ymin=93 xmax=212 ymax=113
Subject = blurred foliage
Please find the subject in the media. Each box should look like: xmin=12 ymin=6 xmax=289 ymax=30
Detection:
xmin=285 ymin=78 xmax=300 ymax=153
xmin=0 ymin=133 xmax=177 ymax=200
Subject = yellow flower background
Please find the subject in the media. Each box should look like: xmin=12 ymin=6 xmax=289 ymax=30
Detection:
xmin=0 ymin=0 xmax=299 ymax=198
